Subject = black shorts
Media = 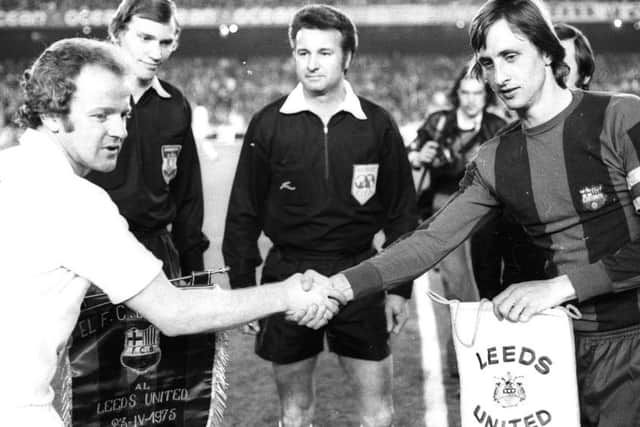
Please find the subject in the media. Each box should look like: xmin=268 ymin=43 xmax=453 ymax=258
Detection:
xmin=255 ymin=247 xmax=390 ymax=364
xmin=575 ymin=323 xmax=640 ymax=427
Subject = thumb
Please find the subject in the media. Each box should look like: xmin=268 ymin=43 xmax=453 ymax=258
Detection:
xmin=300 ymin=270 xmax=316 ymax=291
xmin=384 ymin=304 xmax=394 ymax=333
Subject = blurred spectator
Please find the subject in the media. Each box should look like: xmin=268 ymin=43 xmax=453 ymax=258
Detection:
xmin=555 ymin=23 xmax=595 ymax=90
xmin=0 ymin=102 xmax=19 ymax=150
xmin=0 ymin=52 xmax=637 ymax=135
xmin=2 ymin=0 xmax=635 ymax=11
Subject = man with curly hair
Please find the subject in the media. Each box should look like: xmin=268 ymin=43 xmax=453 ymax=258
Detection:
xmin=0 ymin=37 xmax=346 ymax=427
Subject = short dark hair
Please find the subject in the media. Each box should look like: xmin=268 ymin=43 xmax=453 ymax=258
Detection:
xmin=554 ymin=23 xmax=595 ymax=90
xmin=469 ymin=0 xmax=569 ymax=88
xmin=109 ymin=0 xmax=180 ymax=42
xmin=449 ymin=62 xmax=497 ymax=109
xmin=288 ymin=4 xmax=358 ymax=57
xmin=17 ymin=38 xmax=126 ymax=129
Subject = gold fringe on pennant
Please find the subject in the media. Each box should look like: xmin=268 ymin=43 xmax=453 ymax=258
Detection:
xmin=52 ymin=340 xmax=73 ymax=427
xmin=206 ymin=330 xmax=230 ymax=427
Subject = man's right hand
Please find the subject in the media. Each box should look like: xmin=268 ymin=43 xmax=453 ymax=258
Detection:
xmin=282 ymin=273 xmax=346 ymax=329
xmin=418 ymin=140 xmax=440 ymax=165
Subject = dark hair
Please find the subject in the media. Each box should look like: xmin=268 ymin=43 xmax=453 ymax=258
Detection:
xmin=288 ymin=4 xmax=358 ymax=57
xmin=109 ymin=0 xmax=180 ymax=42
xmin=16 ymin=38 xmax=126 ymax=129
xmin=554 ymin=23 xmax=595 ymax=90
xmin=449 ymin=62 xmax=496 ymax=109
xmin=469 ymin=0 xmax=569 ymax=88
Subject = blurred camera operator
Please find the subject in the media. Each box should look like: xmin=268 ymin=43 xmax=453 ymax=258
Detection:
xmin=407 ymin=65 xmax=507 ymax=310
xmin=409 ymin=64 xmax=506 ymax=221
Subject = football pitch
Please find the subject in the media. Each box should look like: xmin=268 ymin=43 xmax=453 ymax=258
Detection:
xmin=197 ymin=139 xmax=459 ymax=427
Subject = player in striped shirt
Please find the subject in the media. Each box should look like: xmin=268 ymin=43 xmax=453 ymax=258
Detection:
xmin=318 ymin=0 xmax=640 ymax=425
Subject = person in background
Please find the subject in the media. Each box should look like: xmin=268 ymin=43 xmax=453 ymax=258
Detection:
xmin=223 ymin=5 xmax=417 ymax=426
xmin=407 ymin=64 xmax=506 ymax=301
xmin=555 ymin=23 xmax=595 ymax=90
xmin=88 ymin=0 xmax=209 ymax=281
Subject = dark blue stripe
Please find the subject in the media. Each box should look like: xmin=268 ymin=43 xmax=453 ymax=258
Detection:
xmin=628 ymin=120 xmax=640 ymax=155
xmin=563 ymin=92 xmax=629 ymax=263
xmin=494 ymin=127 xmax=553 ymax=280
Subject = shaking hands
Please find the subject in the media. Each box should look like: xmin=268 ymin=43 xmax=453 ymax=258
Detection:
xmin=283 ymin=270 xmax=353 ymax=330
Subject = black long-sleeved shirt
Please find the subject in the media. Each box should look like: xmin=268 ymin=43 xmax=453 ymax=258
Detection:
xmin=88 ymin=79 xmax=209 ymax=274
xmin=223 ymin=84 xmax=418 ymax=298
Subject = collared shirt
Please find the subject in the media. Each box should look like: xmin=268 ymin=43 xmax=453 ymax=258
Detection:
xmin=87 ymin=78 xmax=209 ymax=275
xmin=223 ymin=81 xmax=418 ymax=297
xmin=0 ymin=129 xmax=161 ymax=418
xmin=150 ymin=75 xmax=171 ymax=99
xmin=279 ymin=81 xmax=367 ymax=119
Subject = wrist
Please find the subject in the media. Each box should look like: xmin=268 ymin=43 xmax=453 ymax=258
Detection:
xmin=553 ymin=274 xmax=577 ymax=302
xmin=274 ymin=280 xmax=292 ymax=313
xmin=332 ymin=274 xmax=354 ymax=302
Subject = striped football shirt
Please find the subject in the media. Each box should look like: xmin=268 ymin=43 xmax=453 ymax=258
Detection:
xmin=344 ymin=90 xmax=640 ymax=332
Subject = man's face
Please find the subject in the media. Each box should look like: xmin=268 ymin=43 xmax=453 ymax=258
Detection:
xmin=457 ymin=77 xmax=486 ymax=119
xmin=293 ymin=28 xmax=351 ymax=97
xmin=476 ymin=19 xmax=550 ymax=113
xmin=560 ymin=38 xmax=579 ymax=89
xmin=58 ymin=65 xmax=130 ymax=176
xmin=117 ymin=15 xmax=176 ymax=82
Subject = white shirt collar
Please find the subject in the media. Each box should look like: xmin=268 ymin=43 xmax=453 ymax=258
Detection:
xmin=19 ymin=128 xmax=75 ymax=176
xmin=150 ymin=76 xmax=171 ymax=99
xmin=279 ymin=81 xmax=367 ymax=120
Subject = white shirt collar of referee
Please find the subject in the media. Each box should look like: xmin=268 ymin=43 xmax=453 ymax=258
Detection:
xmin=151 ymin=76 xmax=171 ymax=99
xmin=280 ymin=80 xmax=367 ymax=120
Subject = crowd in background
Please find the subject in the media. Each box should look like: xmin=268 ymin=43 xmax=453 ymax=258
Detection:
xmin=0 ymin=0 xmax=631 ymax=12
xmin=1 ymin=51 xmax=639 ymax=148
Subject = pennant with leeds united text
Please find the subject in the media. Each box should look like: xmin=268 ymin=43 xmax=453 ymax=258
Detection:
xmin=52 ymin=283 xmax=228 ymax=427
xmin=427 ymin=291 xmax=581 ymax=427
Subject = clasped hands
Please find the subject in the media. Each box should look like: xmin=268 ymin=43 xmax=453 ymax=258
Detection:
xmin=282 ymin=270 xmax=353 ymax=330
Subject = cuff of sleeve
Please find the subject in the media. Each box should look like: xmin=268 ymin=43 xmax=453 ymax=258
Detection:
xmin=567 ymin=261 xmax=613 ymax=302
xmin=388 ymin=281 xmax=413 ymax=299
xmin=342 ymin=261 xmax=384 ymax=300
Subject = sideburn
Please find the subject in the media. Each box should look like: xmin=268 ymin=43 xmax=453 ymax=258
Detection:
xmin=61 ymin=116 xmax=74 ymax=133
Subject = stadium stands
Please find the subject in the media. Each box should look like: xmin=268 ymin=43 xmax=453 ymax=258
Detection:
xmin=2 ymin=0 xmax=634 ymax=12
xmin=1 ymin=52 xmax=638 ymax=132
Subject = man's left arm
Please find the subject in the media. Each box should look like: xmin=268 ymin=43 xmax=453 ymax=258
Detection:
xmin=170 ymin=101 xmax=209 ymax=274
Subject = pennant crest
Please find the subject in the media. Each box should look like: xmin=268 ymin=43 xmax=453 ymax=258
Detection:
xmin=120 ymin=324 xmax=161 ymax=375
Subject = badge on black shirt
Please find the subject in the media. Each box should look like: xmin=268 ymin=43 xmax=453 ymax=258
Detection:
xmin=161 ymin=145 xmax=182 ymax=184
xmin=352 ymin=164 xmax=378 ymax=205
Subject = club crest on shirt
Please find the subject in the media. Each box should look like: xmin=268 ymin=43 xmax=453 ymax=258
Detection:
xmin=161 ymin=145 xmax=182 ymax=184
xmin=352 ymin=164 xmax=379 ymax=205
xmin=579 ymin=185 xmax=607 ymax=211
xmin=493 ymin=372 xmax=526 ymax=408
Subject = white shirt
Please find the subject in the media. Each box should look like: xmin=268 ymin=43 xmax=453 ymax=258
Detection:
xmin=0 ymin=129 xmax=162 ymax=424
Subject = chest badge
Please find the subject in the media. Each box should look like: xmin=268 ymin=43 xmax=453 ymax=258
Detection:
xmin=352 ymin=164 xmax=379 ymax=205
xmin=579 ymin=184 xmax=607 ymax=211
xmin=161 ymin=145 xmax=182 ymax=184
